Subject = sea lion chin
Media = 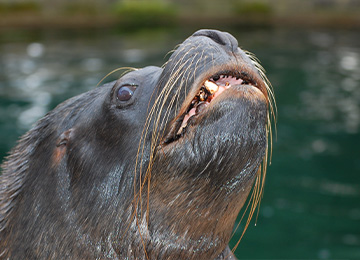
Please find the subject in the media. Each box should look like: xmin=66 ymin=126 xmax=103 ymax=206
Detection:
xmin=0 ymin=29 xmax=274 ymax=259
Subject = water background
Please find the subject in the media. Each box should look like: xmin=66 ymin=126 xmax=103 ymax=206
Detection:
xmin=1 ymin=26 xmax=359 ymax=259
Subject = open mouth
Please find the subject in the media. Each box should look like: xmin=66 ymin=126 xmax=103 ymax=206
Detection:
xmin=163 ymin=70 xmax=258 ymax=144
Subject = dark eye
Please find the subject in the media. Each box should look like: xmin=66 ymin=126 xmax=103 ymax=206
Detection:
xmin=117 ymin=85 xmax=137 ymax=101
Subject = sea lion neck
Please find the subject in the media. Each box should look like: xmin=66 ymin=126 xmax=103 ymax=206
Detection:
xmin=139 ymin=169 xmax=256 ymax=259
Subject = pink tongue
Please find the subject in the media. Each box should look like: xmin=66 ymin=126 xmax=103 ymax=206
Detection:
xmin=212 ymin=85 xmax=226 ymax=99
xmin=177 ymin=107 xmax=197 ymax=135
xmin=182 ymin=108 xmax=196 ymax=126
xmin=212 ymin=77 xmax=243 ymax=98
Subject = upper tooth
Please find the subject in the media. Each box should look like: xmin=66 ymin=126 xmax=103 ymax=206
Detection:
xmin=204 ymin=80 xmax=219 ymax=94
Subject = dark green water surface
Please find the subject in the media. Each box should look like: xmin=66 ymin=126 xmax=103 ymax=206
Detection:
xmin=0 ymin=26 xmax=359 ymax=259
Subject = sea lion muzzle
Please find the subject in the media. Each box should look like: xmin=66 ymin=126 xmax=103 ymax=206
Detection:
xmin=0 ymin=29 xmax=274 ymax=260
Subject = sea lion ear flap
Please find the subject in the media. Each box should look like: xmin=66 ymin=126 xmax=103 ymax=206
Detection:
xmin=56 ymin=128 xmax=74 ymax=147
xmin=52 ymin=128 xmax=74 ymax=167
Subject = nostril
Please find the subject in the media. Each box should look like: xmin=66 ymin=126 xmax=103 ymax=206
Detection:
xmin=192 ymin=29 xmax=239 ymax=53
xmin=193 ymin=30 xmax=227 ymax=46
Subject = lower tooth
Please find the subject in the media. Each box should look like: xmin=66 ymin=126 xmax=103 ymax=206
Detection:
xmin=199 ymin=89 xmax=206 ymax=101
xmin=177 ymin=125 xmax=186 ymax=136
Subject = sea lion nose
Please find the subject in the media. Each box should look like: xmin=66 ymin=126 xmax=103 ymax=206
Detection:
xmin=192 ymin=29 xmax=239 ymax=53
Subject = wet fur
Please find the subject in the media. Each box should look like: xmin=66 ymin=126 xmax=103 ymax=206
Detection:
xmin=0 ymin=30 xmax=274 ymax=259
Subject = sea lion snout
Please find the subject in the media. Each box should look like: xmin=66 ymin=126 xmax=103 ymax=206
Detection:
xmin=192 ymin=29 xmax=239 ymax=53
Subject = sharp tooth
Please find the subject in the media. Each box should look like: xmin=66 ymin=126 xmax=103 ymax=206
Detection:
xmin=204 ymin=80 xmax=219 ymax=94
xmin=177 ymin=125 xmax=186 ymax=136
xmin=199 ymin=89 xmax=206 ymax=101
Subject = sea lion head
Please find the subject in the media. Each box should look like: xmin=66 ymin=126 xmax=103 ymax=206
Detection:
xmin=0 ymin=29 xmax=274 ymax=259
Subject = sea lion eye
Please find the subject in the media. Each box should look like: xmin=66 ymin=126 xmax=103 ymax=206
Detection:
xmin=117 ymin=85 xmax=137 ymax=101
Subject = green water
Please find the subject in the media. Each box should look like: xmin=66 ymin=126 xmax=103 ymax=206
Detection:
xmin=0 ymin=27 xmax=359 ymax=259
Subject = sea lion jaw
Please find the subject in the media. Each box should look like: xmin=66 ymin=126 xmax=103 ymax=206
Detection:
xmin=168 ymin=72 xmax=265 ymax=141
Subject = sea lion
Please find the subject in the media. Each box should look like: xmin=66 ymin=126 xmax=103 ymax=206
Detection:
xmin=0 ymin=29 xmax=274 ymax=259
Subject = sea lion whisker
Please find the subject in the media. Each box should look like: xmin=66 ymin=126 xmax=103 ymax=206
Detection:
xmin=192 ymin=50 xmax=206 ymax=82
xmin=137 ymin=56 xmax=200 ymax=220
xmin=134 ymin=64 xmax=190 ymax=221
xmin=151 ymin=69 xmax=184 ymax=130
xmin=245 ymin=51 xmax=276 ymax=215
xmin=262 ymin=79 xmax=276 ymax=123
xmin=135 ymin=64 xmax=186 ymax=163
xmin=154 ymin=61 xmax=200 ymax=143
xmin=160 ymin=51 xmax=200 ymax=118
xmin=231 ymin=167 xmax=263 ymax=254
xmin=151 ymin=62 xmax=191 ymax=130
xmin=163 ymin=49 xmax=177 ymax=62
xmin=135 ymin=214 xmax=150 ymax=260
xmin=118 ymin=203 xmax=138 ymax=244
xmin=219 ymin=50 xmax=274 ymax=252
xmin=247 ymin=50 xmax=277 ymax=123
xmin=230 ymin=192 xmax=252 ymax=237
xmin=96 ymin=67 xmax=137 ymax=87
xmin=230 ymin=117 xmax=272 ymax=251
xmin=265 ymin=116 xmax=274 ymax=163
xmin=160 ymin=44 xmax=196 ymax=70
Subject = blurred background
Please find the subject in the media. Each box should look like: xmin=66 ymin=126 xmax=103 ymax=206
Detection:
xmin=0 ymin=0 xmax=359 ymax=259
